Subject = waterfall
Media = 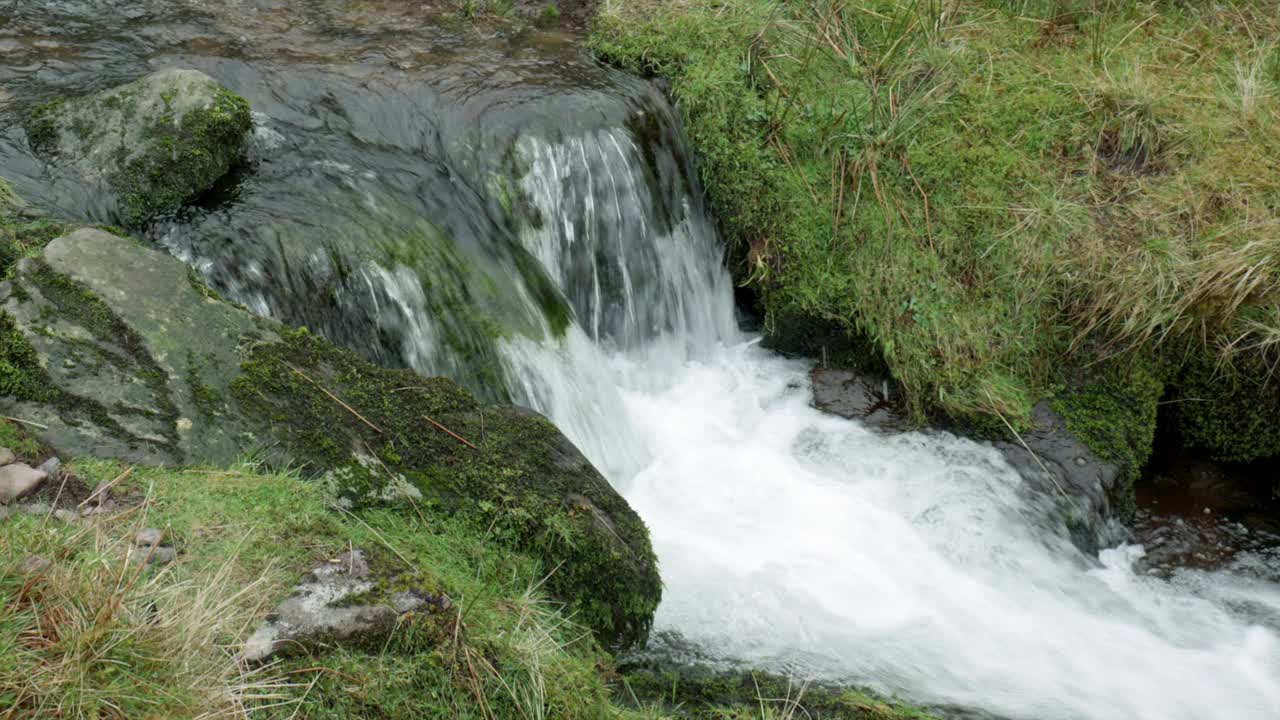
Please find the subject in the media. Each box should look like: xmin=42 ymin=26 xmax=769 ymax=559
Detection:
xmin=485 ymin=111 xmax=1280 ymax=720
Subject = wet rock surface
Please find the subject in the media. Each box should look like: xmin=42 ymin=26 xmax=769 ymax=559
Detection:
xmin=25 ymin=68 xmax=251 ymax=225
xmin=1134 ymin=447 xmax=1280 ymax=575
xmin=993 ymin=402 xmax=1121 ymax=544
xmin=242 ymin=550 xmax=448 ymax=662
xmin=808 ymin=373 xmax=1120 ymax=540
xmin=1 ymin=228 xmax=274 ymax=466
xmin=809 ymin=367 xmax=906 ymax=431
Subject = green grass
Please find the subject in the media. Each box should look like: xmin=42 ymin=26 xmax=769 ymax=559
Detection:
xmin=589 ymin=0 xmax=1280 ymax=451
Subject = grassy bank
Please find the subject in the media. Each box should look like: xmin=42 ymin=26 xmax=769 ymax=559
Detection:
xmin=0 ymin=417 xmax=932 ymax=719
xmin=590 ymin=0 xmax=1280 ymax=462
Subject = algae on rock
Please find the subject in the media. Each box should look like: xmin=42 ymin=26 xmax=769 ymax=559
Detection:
xmin=25 ymin=69 xmax=251 ymax=226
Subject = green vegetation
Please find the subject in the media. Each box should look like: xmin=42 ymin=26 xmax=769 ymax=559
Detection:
xmin=590 ymin=0 xmax=1280 ymax=464
xmin=617 ymin=664 xmax=934 ymax=720
xmin=1 ymin=180 xmax=73 ymax=282
xmin=232 ymin=327 xmax=661 ymax=650
xmin=114 ymin=85 xmax=251 ymax=225
xmin=0 ymin=419 xmax=932 ymax=720
xmin=1172 ymin=350 xmax=1280 ymax=462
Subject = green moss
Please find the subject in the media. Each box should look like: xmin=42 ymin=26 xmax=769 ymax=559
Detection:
xmin=1 ymin=184 xmax=74 ymax=282
xmin=1172 ymin=351 xmax=1280 ymax=463
xmin=1051 ymin=354 xmax=1163 ymax=518
xmin=0 ymin=311 xmax=52 ymax=402
xmin=186 ymin=350 xmax=223 ymax=420
xmin=2 ymin=257 xmax=183 ymax=453
xmin=230 ymin=328 xmax=660 ymax=650
xmin=0 ymin=417 xmax=44 ymax=458
xmin=618 ymin=663 xmax=936 ymax=720
xmin=536 ymin=2 xmax=560 ymax=28
xmin=22 ymin=99 xmax=64 ymax=152
xmin=115 ymin=87 xmax=251 ymax=226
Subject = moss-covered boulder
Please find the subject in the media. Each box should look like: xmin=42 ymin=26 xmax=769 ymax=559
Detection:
xmin=0 ymin=227 xmax=660 ymax=649
xmin=25 ymin=69 xmax=251 ymax=226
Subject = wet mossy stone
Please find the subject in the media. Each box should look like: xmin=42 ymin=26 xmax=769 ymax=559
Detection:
xmin=0 ymin=228 xmax=660 ymax=650
xmin=1172 ymin=352 xmax=1280 ymax=463
xmin=1051 ymin=356 xmax=1163 ymax=521
xmin=230 ymin=328 xmax=661 ymax=650
xmin=24 ymin=69 xmax=251 ymax=226
xmin=0 ymin=228 xmax=271 ymax=465
xmin=616 ymin=657 xmax=936 ymax=719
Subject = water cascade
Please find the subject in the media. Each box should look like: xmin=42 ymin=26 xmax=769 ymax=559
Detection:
xmin=493 ymin=113 xmax=1280 ymax=720
xmin=2 ymin=4 xmax=1278 ymax=717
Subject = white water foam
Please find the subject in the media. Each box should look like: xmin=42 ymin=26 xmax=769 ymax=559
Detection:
xmin=499 ymin=129 xmax=1280 ymax=720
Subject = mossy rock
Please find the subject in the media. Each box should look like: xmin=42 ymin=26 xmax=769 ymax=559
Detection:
xmin=24 ymin=69 xmax=251 ymax=226
xmin=616 ymin=660 xmax=935 ymax=719
xmin=1 ymin=178 xmax=75 ymax=282
xmin=0 ymin=226 xmax=659 ymax=650
xmin=1051 ymin=355 xmax=1163 ymax=520
xmin=1171 ymin=352 xmax=1280 ymax=463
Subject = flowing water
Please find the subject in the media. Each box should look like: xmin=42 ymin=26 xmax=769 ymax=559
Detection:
xmin=3 ymin=3 xmax=1280 ymax=718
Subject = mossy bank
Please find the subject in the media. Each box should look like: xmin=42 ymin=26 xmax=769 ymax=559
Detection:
xmin=590 ymin=0 xmax=1280 ymax=500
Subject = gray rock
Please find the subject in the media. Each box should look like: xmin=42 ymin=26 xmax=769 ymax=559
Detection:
xmin=241 ymin=550 xmax=446 ymax=662
xmin=134 ymin=528 xmax=165 ymax=547
xmin=52 ymin=508 xmax=78 ymax=524
xmin=0 ymin=448 xmax=14 ymax=466
xmin=26 ymin=69 xmax=252 ymax=226
xmin=81 ymin=499 xmax=117 ymax=517
xmin=994 ymin=401 xmax=1122 ymax=547
xmin=36 ymin=456 xmax=60 ymax=476
xmin=0 ymin=505 xmax=10 ymax=521
xmin=146 ymin=546 xmax=178 ymax=565
xmin=809 ymin=367 xmax=906 ymax=431
xmin=0 ymin=463 xmax=48 ymax=504
xmin=0 ymin=229 xmax=277 ymax=466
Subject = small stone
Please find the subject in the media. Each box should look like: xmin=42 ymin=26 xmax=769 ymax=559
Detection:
xmin=0 ymin=463 xmax=49 ymax=504
xmin=147 ymin=546 xmax=178 ymax=565
xmin=0 ymin=448 xmax=14 ymax=465
xmin=393 ymin=589 xmax=430 ymax=614
xmin=81 ymin=500 xmax=117 ymax=517
xmin=22 ymin=555 xmax=50 ymax=575
xmin=134 ymin=528 xmax=164 ymax=547
xmin=0 ymin=505 xmax=10 ymax=521
xmin=36 ymin=456 xmax=61 ymax=476
xmin=53 ymin=509 xmax=79 ymax=523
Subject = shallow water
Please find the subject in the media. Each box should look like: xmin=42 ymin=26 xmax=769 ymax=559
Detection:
xmin=4 ymin=3 xmax=1280 ymax=718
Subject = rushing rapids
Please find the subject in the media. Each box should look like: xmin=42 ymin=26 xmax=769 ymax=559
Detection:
xmin=2 ymin=3 xmax=1279 ymax=718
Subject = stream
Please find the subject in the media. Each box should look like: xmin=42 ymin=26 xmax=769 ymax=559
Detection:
xmin=2 ymin=2 xmax=1279 ymax=718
